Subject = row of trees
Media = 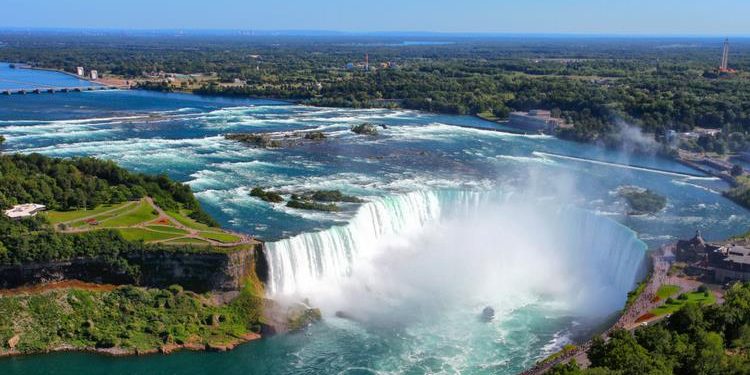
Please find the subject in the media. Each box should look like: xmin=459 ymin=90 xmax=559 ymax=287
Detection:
xmin=551 ymin=282 xmax=750 ymax=374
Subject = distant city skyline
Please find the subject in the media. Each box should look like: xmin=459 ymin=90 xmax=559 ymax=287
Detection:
xmin=2 ymin=0 xmax=750 ymax=36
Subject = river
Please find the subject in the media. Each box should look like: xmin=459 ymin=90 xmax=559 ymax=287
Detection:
xmin=0 ymin=72 xmax=748 ymax=374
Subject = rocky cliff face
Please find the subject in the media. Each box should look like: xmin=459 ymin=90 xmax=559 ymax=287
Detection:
xmin=0 ymin=243 xmax=267 ymax=293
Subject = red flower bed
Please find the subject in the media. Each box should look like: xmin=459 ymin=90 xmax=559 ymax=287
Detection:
xmin=635 ymin=313 xmax=656 ymax=323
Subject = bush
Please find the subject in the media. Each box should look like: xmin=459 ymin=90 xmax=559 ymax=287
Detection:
xmin=286 ymin=199 xmax=339 ymax=212
xmin=249 ymin=187 xmax=284 ymax=203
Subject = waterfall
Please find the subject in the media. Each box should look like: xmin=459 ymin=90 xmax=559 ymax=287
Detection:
xmin=264 ymin=189 xmax=648 ymax=306
xmin=264 ymin=190 xmax=443 ymax=295
xmin=554 ymin=208 xmax=648 ymax=307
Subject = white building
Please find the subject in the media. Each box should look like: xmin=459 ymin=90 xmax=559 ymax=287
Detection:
xmin=90 ymin=70 xmax=98 ymax=80
xmin=76 ymin=67 xmax=85 ymax=76
xmin=3 ymin=204 xmax=46 ymax=219
xmin=508 ymin=110 xmax=564 ymax=133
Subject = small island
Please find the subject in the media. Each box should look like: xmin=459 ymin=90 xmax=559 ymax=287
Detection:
xmin=225 ymin=133 xmax=281 ymax=148
xmin=618 ymin=186 xmax=667 ymax=215
xmin=249 ymin=187 xmax=364 ymax=212
xmin=351 ymin=123 xmax=380 ymax=136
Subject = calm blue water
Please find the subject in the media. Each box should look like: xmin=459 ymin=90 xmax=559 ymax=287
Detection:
xmin=0 ymin=63 xmax=100 ymax=91
xmin=0 ymin=79 xmax=748 ymax=374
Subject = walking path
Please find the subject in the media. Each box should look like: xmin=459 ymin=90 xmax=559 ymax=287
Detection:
xmin=56 ymin=197 xmax=257 ymax=248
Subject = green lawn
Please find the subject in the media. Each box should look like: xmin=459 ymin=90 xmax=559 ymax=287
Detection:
xmin=117 ymin=228 xmax=184 ymax=242
xmin=71 ymin=202 xmax=142 ymax=226
xmin=199 ymin=231 xmax=241 ymax=243
xmin=165 ymin=237 xmax=210 ymax=246
xmin=651 ymin=291 xmax=717 ymax=316
xmin=167 ymin=209 xmax=212 ymax=231
xmin=100 ymin=200 xmax=158 ymax=228
xmin=145 ymin=225 xmax=189 ymax=235
xmin=656 ymin=284 xmax=681 ymax=300
xmin=45 ymin=201 xmax=133 ymax=224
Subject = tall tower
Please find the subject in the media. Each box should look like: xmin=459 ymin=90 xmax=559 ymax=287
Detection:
xmin=720 ymin=38 xmax=730 ymax=71
xmin=364 ymin=53 xmax=369 ymax=71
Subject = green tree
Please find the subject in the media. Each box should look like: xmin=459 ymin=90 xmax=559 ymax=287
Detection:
xmin=589 ymin=329 xmax=670 ymax=375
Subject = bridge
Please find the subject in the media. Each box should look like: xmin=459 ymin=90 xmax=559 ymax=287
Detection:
xmin=1 ymin=85 xmax=122 ymax=95
xmin=0 ymin=75 xmax=125 ymax=95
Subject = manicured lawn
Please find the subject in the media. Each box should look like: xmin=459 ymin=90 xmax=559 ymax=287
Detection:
xmin=165 ymin=237 xmax=210 ymax=246
xmin=199 ymin=231 xmax=241 ymax=243
xmin=167 ymin=209 xmax=212 ymax=231
xmin=656 ymin=284 xmax=680 ymax=300
xmin=650 ymin=290 xmax=717 ymax=316
xmin=100 ymin=200 xmax=158 ymax=228
xmin=145 ymin=225 xmax=188 ymax=235
xmin=71 ymin=202 xmax=142 ymax=226
xmin=45 ymin=201 xmax=133 ymax=224
xmin=117 ymin=228 xmax=184 ymax=242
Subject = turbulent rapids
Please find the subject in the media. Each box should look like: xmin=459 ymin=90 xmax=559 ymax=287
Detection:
xmin=2 ymin=90 xmax=749 ymax=374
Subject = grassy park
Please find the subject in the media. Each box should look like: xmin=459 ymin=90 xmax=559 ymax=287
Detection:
xmin=44 ymin=198 xmax=248 ymax=247
xmin=650 ymin=284 xmax=716 ymax=316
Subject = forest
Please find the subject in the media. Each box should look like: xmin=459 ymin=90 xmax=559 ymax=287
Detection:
xmin=550 ymin=282 xmax=750 ymax=374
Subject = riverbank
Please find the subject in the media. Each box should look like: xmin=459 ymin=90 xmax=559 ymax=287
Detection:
xmin=0 ymin=283 xmax=265 ymax=358
xmin=0 ymin=331 xmax=261 ymax=359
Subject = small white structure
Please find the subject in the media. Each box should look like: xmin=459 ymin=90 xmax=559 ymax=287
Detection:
xmin=4 ymin=204 xmax=46 ymax=219
xmin=76 ymin=67 xmax=85 ymax=76
xmin=90 ymin=70 xmax=98 ymax=80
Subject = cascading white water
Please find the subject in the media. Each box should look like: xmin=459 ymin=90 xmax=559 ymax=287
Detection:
xmin=264 ymin=189 xmax=648 ymax=308
xmin=264 ymin=190 xmax=443 ymax=295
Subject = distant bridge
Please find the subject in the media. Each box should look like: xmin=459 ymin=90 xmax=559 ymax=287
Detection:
xmin=1 ymin=85 xmax=122 ymax=95
xmin=0 ymin=75 xmax=125 ymax=95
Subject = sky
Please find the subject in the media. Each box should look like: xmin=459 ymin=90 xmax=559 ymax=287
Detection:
xmin=2 ymin=0 xmax=750 ymax=35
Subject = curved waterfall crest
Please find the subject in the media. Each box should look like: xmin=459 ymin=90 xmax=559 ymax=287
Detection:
xmin=264 ymin=189 xmax=648 ymax=301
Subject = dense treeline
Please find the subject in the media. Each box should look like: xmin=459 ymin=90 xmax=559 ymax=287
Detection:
xmin=550 ymin=282 xmax=750 ymax=374
xmin=0 ymin=153 xmax=216 ymax=226
xmin=2 ymin=32 xmax=750 ymax=144
xmin=0 ymin=283 xmax=264 ymax=353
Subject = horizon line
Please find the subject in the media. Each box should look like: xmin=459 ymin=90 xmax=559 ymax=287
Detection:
xmin=0 ymin=27 xmax=749 ymax=39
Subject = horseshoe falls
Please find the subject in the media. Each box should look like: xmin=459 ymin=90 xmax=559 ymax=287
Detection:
xmin=1 ymin=89 xmax=749 ymax=374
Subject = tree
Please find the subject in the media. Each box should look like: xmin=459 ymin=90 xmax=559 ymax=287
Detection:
xmin=589 ymin=329 xmax=670 ymax=375
xmin=0 ymin=135 xmax=5 ymax=153
xmin=682 ymin=331 xmax=726 ymax=375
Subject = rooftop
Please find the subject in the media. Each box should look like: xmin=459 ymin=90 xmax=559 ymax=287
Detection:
xmin=3 ymin=203 xmax=46 ymax=219
xmin=721 ymin=244 xmax=750 ymax=265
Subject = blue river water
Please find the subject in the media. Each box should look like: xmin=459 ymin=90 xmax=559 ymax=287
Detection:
xmin=0 ymin=63 xmax=99 ymax=91
xmin=0 ymin=82 xmax=748 ymax=374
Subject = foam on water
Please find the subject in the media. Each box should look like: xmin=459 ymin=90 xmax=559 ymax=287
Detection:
xmin=1 ymin=90 xmax=749 ymax=374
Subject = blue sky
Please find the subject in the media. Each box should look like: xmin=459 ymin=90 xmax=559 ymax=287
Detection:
xmin=2 ymin=0 xmax=749 ymax=35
